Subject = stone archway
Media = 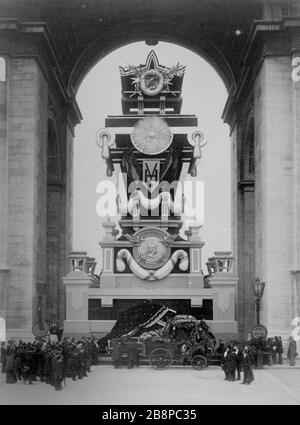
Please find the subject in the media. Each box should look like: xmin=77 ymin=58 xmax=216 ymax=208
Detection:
xmin=68 ymin=21 xmax=237 ymax=96
xmin=0 ymin=0 xmax=299 ymax=340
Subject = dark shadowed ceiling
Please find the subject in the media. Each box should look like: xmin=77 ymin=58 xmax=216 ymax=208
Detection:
xmin=0 ymin=0 xmax=263 ymax=93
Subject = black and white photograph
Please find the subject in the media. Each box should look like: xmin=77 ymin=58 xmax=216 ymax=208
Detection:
xmin=0 ymin=0 xmax=300 ymax=409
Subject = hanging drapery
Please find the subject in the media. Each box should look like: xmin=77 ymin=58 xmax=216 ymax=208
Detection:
xmin=121 ymin=148 xmax=143 ymax=184
xmin=160 ymin=145 xmax=182 ymax=183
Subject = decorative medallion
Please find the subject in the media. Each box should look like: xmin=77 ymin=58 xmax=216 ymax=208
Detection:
xmin=131 ymin=116 xmax=173 ymax=155
xmin=32 ymin=321 xmax=49 ymax=338
xmin=251 ymin=324 xmax=268 ymax=340
xmin=126 ymin=227 xmax=174 ymax=269
xmin=140 ymin=69 xmax=164 ymax=96
xmin=138 ymin=236 xmax=166 ymax=266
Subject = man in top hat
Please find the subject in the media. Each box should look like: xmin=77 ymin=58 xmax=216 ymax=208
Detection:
xmin=241 ymin=345 xmax=254 ymax=385
xmin=226 ymin=345 xmax=237 ymax=382
xmin=52 ymin=352 xmax=65 ymax=391
xmin=5 ymin=345 xmax=17 ymax=384
xmin=1 ymin=341 xmax=6 ymax=373
xmin=276 ymin=336 xmax=283 ymax=365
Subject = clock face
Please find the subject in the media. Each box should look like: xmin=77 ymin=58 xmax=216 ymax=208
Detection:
xmin=140 ymin=69 xmax=164 ymax=96
xmin=131 ymin=116 xmax=173 ymax=155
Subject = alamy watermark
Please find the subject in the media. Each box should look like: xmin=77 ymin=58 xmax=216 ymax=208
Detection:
xmin=292 ymin=57 xmax=300 ymax=82
xmin=96 ymin=172 xmax=204 ymax=223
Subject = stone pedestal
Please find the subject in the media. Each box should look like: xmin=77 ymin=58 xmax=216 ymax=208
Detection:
xmin=63 ymin=270 xmax=93 ymax=334
xmin=206 ymin=251 xmax=238 ymax=338
xmin=63 ymin=252 xmax=93 ymax=334
xmin=208 ymin=276 xmax=238 ymax=323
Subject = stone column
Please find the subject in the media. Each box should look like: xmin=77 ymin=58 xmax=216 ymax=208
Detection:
xmin=59 ymin=123 xmax=75 ymax=320
xmin=237 ymin=181 xmax=256 ymax=337
xmin=46 ymin=181 xmax=64 ymax=320
xmin=230 ymin=123 xmax=242 ymax=334
xmin=254 ymin=55 xmax=294 ymax=335
xmin=4 ymin=57 xmax=48 ymax=339
xmin=0 ymin=57 xmax=9 ymax=323
xmin=291 ymin=33 xmax=300 ymax=326
xmin=46 ymin=119 xmax=74 ymax=323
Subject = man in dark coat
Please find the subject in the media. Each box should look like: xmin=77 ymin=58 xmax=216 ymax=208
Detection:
xmin=216 ymin=339 xmax=225 ymax=356
xmin=226 ymin=346 xmax=237 ymax=382
xmin=76 ymin=347 xmax=85 ymax=379
xmin=287 ymin=337 xmax=297 ymax=366
xmin=66 ymin=348 xmax=78 ymax=381
xmin=1 ymin=342 xmax=6 ymax=373
xmin=264 ymin=338 xmax=273 ymax=366
xmin=43 ymin=348 xmax=53 ymax=384
xmin=5 ymin=346 xmax=17 ymax=384
xmin=221 ymin=346 xmax=230 ymax=380
xmin=62 ymin=338 xmax=72 ymax=369
xmin=276 ymin=336 xmax=283 ymax=364
xmin=242 ymin=345 xmax=254 ymax=384
xmin=84 ymin=346 xmax=92 ymax=373
xmin=90 ymin=335 xmax=99 ymax=365
xmin=52 ymin=352 xmax=65 ymax=391
xmin=270 ymin=337 xmax=277 ymax=365
xmin=127 ymin=342 xmax=140 ymax=369
xmin=35 ymin=342 xmax=45 ymax=381
xmin=24 ymin=343 xmax=37 ymax=384
xmin=57 ymin=322 xmax=64 ymax=342
xmin=15 ymin=344 xmax=24 ymax=381
xmin=111 ymin=342 xmax=124 ymax=369
xmin=235 ymin=345 xmax=243 ymax=381
xmin=79 ymin=345 xmax=88 ymax=377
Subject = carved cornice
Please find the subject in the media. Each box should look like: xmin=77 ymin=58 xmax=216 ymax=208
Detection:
xmin=0 ymin=266 xmax=10 ymax=271
xmin=238 ymin=180 xmax=255 ymax=192
xmin=0 ymin=19 xmax=82 ymax=127
xmin=47 ymin=180 xmax=65 ymax=191
xmin=223 ymin=17 xmax=300 ymax=128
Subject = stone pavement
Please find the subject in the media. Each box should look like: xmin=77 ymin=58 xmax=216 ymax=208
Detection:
xmin=1 ymin=364 xmax=300 ymax=405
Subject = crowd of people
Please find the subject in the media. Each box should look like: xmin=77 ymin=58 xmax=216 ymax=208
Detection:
xmin=215 ymin=334 xmax=298 ymax=385
xmin=216 ymin=342 xmax=255 ymax=384
xmin=0 ymin=335 xmax=99 ymax=390
xmin=244 ymin=335 xmax=284 ymax=365
xmin=244 ymin=334 xmax=298 ymax=367
xmin=0 ymin=329 xmax=298 ymax=390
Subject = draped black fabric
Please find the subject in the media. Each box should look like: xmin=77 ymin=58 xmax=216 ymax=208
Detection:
xmin=121 ymin=146 xmax=182 ymax=186
xmin=160 ymin=145 xmax=182 ymax=183
xmin=121 ymin=149 xmax=143 ymax=184
xmin=97 ymin=300 xmax=166 ymax=355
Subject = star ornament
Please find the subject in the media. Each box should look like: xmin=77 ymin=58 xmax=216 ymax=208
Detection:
xmin=131 ymin=116 xmax=173 ymax=155
xmin=119 ymin=50 xmax=185 ymax=97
